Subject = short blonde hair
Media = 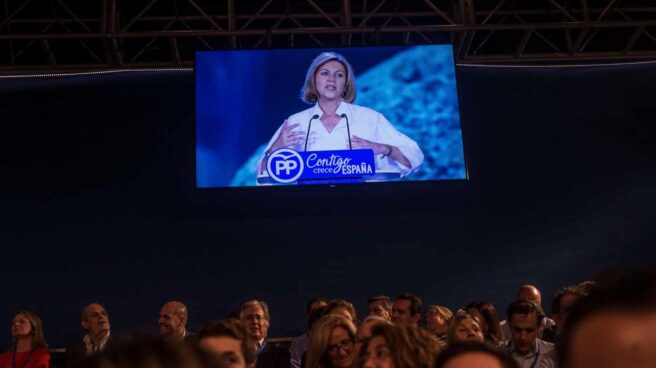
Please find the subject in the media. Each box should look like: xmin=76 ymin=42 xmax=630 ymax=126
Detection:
xmin=355 ymin=324 xmax=441 ymax=368
xmin=306 ymin=314 xmax=356 ymax=368
xmin=426 ymin=305 xmax=454 ymax=321
xmin=300 ymin=52 xmax=357 ymax=104
xmin=446 ymin=311 xmax=482 ymax=346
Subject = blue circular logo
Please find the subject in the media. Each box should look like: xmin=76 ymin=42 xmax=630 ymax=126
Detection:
xmin=267 ymin=148 xmax=304 ymax=183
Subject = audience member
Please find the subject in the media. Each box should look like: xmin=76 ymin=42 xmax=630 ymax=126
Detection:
xmin=84 ymin=337 xmax=226 ymax=368
xmin=558 ymin=269 xmax=656 ymax=368
xmin=306 ymin=314 xmax=356 ymax=368
xmin=543 ymin=285 xmax=588 ymax=342
xmin=66 ymin=303 xmax=119 ymax=368
xmin=354 ymin=316 xmax=392 ymax=356
xmin=575 ymin=281 xmax=596 ymax=294
xmin=239 ymin=300 xmax=289 ymax=368
xmin=391 ymin=293 xmax=422 ymax=327
xmin=322 ymin=300 xmax=358 ymax=326
xmin=446 ymin=311 xmax=484 ymax=346
xmin=501 ymin=285 xmax=555 ymax=341
xmin=290 ymin=298 xmax=328 ymax=368
xmin=158 ymin=301 xmax=196 ymax=343
xmin=424 ymin=305 xmax=452 ymax=348
xmin=505 ymin=300 xmax=556 ymax=368
xmin=434 ymin=341 xmax=518 ymax=368
xmin=198 ymin=320 xmax=255 ymax=368
xmin=466 ymin=301 xmax=503 ymax=346
xmin=356 ymin=323 xmax=440 ymax=368
xmin=0 ymin=311 xmax=50 ymax=368
xmin=367 ymin=296 xmax=392 ymax=321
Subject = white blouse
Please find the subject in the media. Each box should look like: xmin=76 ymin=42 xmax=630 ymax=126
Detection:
xmin=260 ymin=101 xmax=424 ymax=177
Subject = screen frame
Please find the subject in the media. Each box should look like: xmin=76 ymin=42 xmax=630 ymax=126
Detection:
xmin=193 ymin=43 xmax=471 ymax=197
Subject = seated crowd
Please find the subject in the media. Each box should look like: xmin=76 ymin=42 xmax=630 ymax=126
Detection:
xmin=1 ymin=270 xmax=654 ymax=368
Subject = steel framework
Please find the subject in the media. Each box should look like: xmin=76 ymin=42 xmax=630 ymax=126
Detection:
xmin=1 ymin=0 xmax=655 ymax=73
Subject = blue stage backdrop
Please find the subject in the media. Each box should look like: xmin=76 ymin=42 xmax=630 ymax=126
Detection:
xmin=195 ymin=45 xmax=466 ymax=187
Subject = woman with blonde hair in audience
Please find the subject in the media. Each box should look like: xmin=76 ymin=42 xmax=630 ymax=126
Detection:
xmin=306 ymin=314 xmax=356 ymax=368
xmin=356 ymin=323 xmax=441 ymax=368
xmin=0 ymin=311 xmax=50 ymax=368
xmin=424 ymin=305 xmax=453 ymax=347
xmin=446 ymin=310 xmax=484 ymax=346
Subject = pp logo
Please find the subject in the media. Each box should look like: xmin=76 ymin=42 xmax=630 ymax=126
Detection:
xmin=267 ymin=148 xmax=304 ymax=183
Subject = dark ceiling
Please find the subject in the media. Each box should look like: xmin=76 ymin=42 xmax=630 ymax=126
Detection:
xmin=1 ymin=0 xmax=655 ymax=73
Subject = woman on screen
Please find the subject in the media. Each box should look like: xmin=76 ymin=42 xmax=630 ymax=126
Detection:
xmin=259 ymin=51 xmax=424 ymax=177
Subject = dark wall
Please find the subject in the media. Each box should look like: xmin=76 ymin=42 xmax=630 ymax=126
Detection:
xmin=1 ymin=62 xmax=655 ymax=348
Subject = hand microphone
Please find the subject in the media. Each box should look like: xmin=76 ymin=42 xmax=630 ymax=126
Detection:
xmin=303 ymin=114 xmax=320 ymax=152
xmin=341 ymin=113 xmax=352 ymax=150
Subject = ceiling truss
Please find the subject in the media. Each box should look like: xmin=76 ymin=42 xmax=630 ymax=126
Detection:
xmin=1 ymin=0 xmax=655 ymax=73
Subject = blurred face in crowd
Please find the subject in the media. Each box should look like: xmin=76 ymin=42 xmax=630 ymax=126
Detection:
xmin=368 ymin=301 xmax=390 ymax=320
xmin=200 ymin=336 xmax=247 ymax=368
xmin=555 ymin=292 xmax=581 ymax=332
xmin=567 ymin=311 xmax=656 ymax=368
xmin=466 ymin=308 xmax=487 ymax=334
xmin=328 ymin=307 xmax=354 ymax=323
xmin=442 ymin=352 xmax=503 ymax=368
xmin=82 ymin=304 xmax=110 ymax=337
xmin=425 ymin=308 xmax=448 ymax=334
xmin=455 ymin=318 xmax=484 ymax=343
xmin=314 ymin=60 xmax=346 ymax=102
xmin=391 ymin=299 xmax=418 ymax=326
xmin=362 ymin=335 xmax=395 ymax=368
xmin=510 ymin=312 xmax=540 ymax=355
xmin=326 ymin=326 xmax=353 ymax=368
xmin=355 ymin=318 xmax=385 ymax=356
xmin=158 ymin=303 xmax=186 ymax=338
xmin=11 ymin=314 xmax=32 ymax=338
xmin=240 ymin=304 xmax=268 ymax=342
xmin=309 ymin=300 xmax=328 ymax=314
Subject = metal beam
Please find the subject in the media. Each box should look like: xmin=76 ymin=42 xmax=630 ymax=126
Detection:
xmin=1 ymin=0 xmax=655 ymax=74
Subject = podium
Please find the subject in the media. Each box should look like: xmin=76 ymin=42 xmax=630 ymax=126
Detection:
xmin=257 ymin=170 xmax=401 ymax=185
xmin=257 ymin=148 xmax=402 ymax=185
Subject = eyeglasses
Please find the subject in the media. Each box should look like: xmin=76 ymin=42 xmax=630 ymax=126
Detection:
xmin=327 ymin=340 xmax=353 ymax=355
xmin=244 ymin=315 xmax=266 ymax=322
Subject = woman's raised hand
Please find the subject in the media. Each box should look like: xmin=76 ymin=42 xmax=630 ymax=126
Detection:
xmin=273 ymin=120 xmax=306 ymax=149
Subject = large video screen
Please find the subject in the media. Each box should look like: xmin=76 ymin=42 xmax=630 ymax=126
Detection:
xmin=196 ymin=45 xmax=466 ymax=187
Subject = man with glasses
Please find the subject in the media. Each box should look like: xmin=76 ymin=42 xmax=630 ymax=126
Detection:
xmin=239 ymin=300 xmax=289 ymax=368
xmin=66 ymin=303 xmax=118 ymax=368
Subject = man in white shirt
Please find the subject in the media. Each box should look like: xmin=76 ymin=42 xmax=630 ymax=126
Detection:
xmin=505 ymin=300 xmax=557 ymax=368
xmin=501 ymin=285 xmax=556 ymax=341
xmin=65 ymin=303 xmax=114 ymax=368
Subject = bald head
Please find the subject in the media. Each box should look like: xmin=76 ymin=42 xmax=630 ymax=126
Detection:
xmin=518 ymin=285 xmax=542 ymax=306
xmin=158 ymin=301 xmax=188 ymax=339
